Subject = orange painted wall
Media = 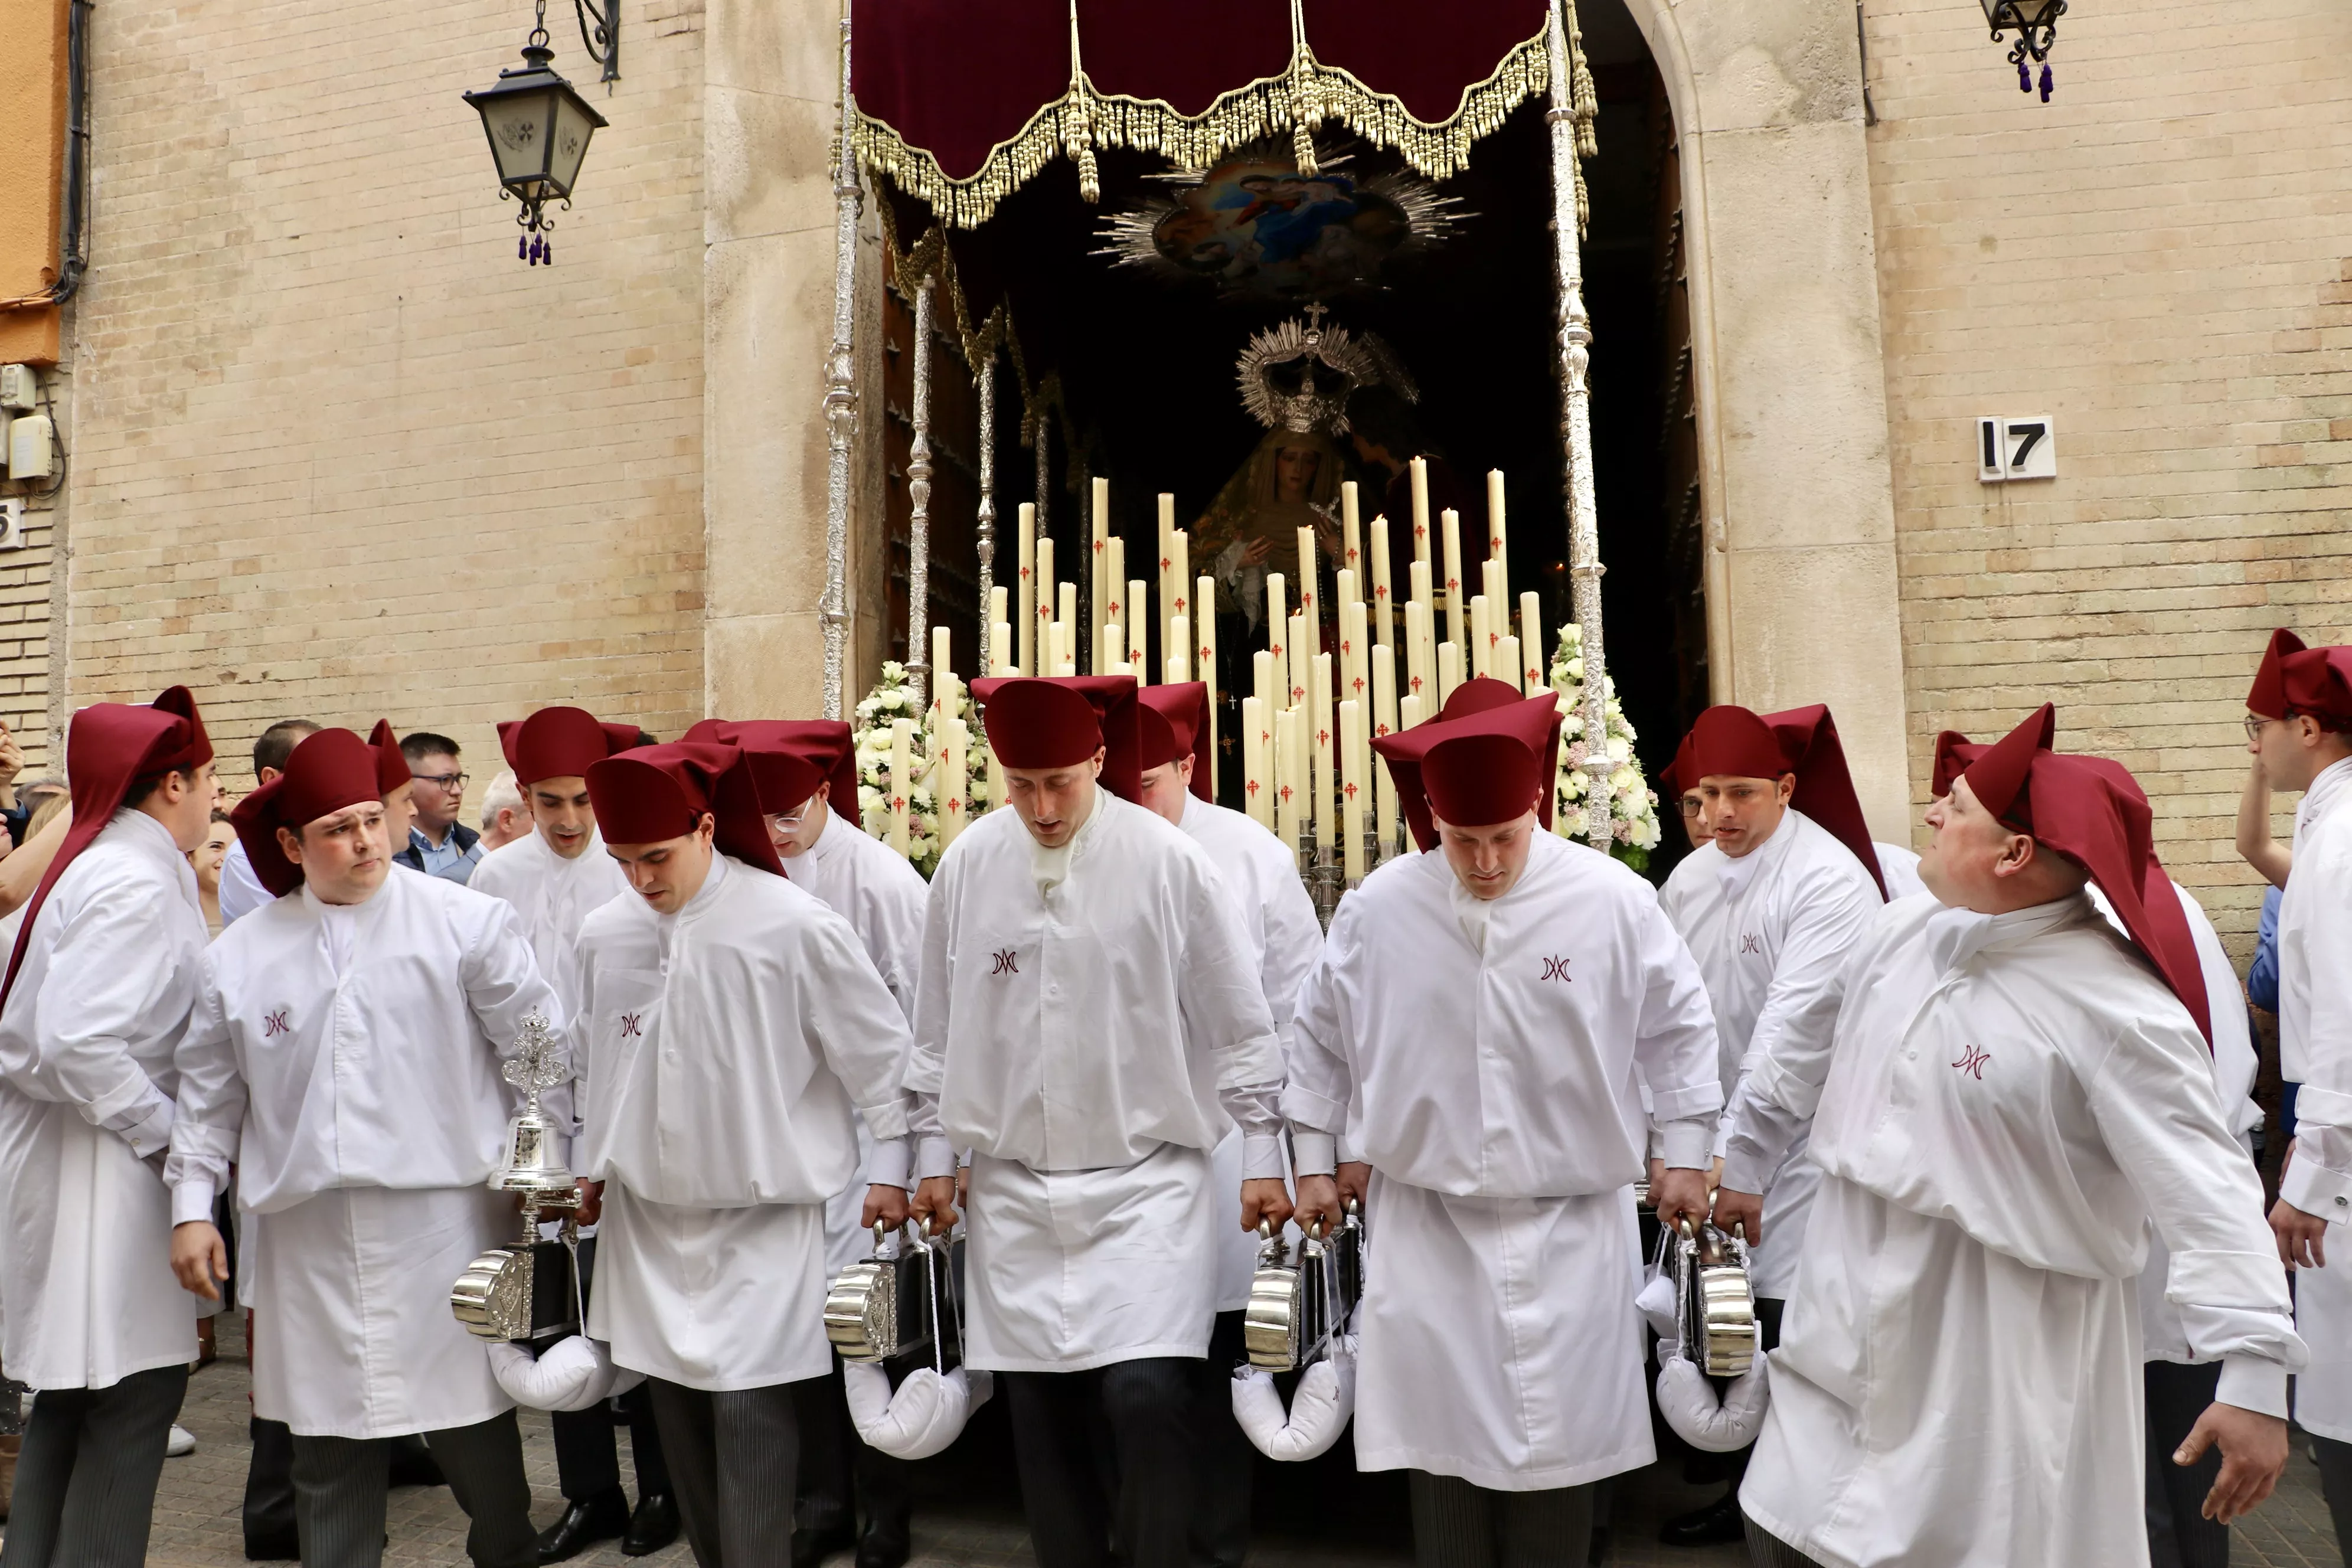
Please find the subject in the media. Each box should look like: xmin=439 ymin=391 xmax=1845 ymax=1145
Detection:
xmin=0 ymin=0 xmax=68 ymax=364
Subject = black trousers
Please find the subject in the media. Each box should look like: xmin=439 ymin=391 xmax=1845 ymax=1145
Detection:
xmin=6 ymin=1363 xmax=189 ymax=1568
xmin=2312 ymin=1433 xmax=2352 ymax=1568
xmin=792 ymin=1354 xmax=910 ymax=1536
xmin=2143 ymin=1360 xmax=2229 ymax=1568
xmin=1406 ymin=1472 xmax=1593 ymax=1568
xmin=1744 ymin=1518 xmax=1830 ymax=1568
xmin=550 ymin=1240 xmax=672 ymax=1504
xmin=646 ymin=1378 xmax=799 ymax=1568
xmin=289 ymin=1409 xmax=536 ymax=1568
xmin=1003 ymin=1358 xmax=1196 ymax=1568
xmin=1188 ymin=1311 xmax=1253 ymax=1568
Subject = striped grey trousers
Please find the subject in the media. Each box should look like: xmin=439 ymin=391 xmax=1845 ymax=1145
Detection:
xmin=5 ymin=1363 xmax=189 ymax=1568
xmin=1745 ymin=1518 xmax=1831 ymax=1568
xmin=288 ymin=1409 xmax=536 ymax=1568
xmin=646 ymin=1378 xmax=800 ymax=1568
xmin=1406 ymin=1471 xmax=1593 ymax=1568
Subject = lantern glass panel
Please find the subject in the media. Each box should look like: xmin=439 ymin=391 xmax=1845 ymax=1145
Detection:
xmin=547 ymin=92 xmax=599 ymax=198
xmin=479 ymin=87 xmax=560 ymax=190
xmin=1980 ymin=0 xmax=2062 ymax=25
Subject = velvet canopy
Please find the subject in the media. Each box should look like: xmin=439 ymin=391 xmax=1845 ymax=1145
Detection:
xmin=848 ymin=0 xmax=1594 ymax=230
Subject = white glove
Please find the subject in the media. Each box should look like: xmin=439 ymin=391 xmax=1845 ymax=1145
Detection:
xmin=1655 ymin=1345 xmax=1770 ymax=1453
xmin=1230 ymin=1338 xmax=1357 ymax=1462
xmin=842 ymin=1361 xmax=995 ymax=1461
xmin=1636 ymin=1272 xmax=1680 ymax=1340
xmin=487 ymin=1337 xmax=643 ymax=1413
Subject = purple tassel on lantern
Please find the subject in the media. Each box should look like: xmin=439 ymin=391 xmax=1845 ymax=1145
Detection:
xmin=518 ymin=235 xmax=528 ymax=260
xmin=2039 ymin=63 xmax=2053 ymax=101
xmin=2017 ymin=58 xmax=2031 ymax=92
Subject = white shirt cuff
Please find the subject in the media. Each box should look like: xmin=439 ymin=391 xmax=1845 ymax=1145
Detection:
xmin=121 ymin=1097 xmax=176 ymax=1161
xmin=172 ymin=1178 xmax=218 ymax=1229
xmin=863 ymin=1137 xmax=912 ymax=1192
xmin=1291 ymin=1129 xmax=1338 ymax=1178
xmin=1241 ymin=1132 xmax=1284 ymax=1182
xmin=915 ymin=1136 xmax=958 ymax=1183
xmin=2215 ymin=1354 xmax=2291 ymax=1420
xmin=1659 ymin=1118 xmax=1713 ymax=1172
xmin=2279 ymin=1156 xmax=2352 ymax=1223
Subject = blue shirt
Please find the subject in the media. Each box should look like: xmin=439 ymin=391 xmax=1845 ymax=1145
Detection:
xmin=2248 ymin=884 xmax=2282 ymax=1013
xmin=407 ymin=823 xmax=482 ymax=885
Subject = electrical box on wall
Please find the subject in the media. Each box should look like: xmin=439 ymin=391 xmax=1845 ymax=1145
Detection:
xmin=1978 ymin=416 xmax=2057 ymax=482
xmin=0 ymin=501 xmax=22 ymax=551
xmin=6 ymin=416 xmax=53 ymax=481
xmin=0 ymin=366 xmax=35 ymax=413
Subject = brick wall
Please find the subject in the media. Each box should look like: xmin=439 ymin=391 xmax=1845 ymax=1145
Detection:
xmin=64 ymin=0 xmax=707 ymax=792
xmin=1864 ymin=0 xmax=2352 ymax=953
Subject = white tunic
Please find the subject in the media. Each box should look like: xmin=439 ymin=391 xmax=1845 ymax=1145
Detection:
xmin=1178 ymin=794 xmax=1324 ymax=1311
xmin=1724 ymin=894 xmax=2303 ymax=1568
xmin=2275 ymin=754 xmax=2352 ymax=1439
xmin=0 ymin=810 xmax=208 ymax=1390
xmin=469 ymin=826 xmax=629 ymax=1021
xmin=1871 ymin=840 xmax=1926 ymax=900
xmin=907 ymin=787 xmax=1285 ymax=1372
xmin=1286 ymin=829 xmax=1723 ymax=1489
xmin=576 ymin=854 xmax=915 ymax=1390
xmin=1661 ymin=811 xmax=1880 ymax=1297
xmin=167 ymin=868 xmax=565 ymax=1437
xmin=780 ymin=808 xmax=930 ymax=1277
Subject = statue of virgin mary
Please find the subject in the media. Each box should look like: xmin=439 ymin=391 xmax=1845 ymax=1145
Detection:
xmin=1192 ymin=426 xmax=1347 ymax=638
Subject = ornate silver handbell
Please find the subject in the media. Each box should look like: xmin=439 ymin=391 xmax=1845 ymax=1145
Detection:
xmin=1673 ymin=1216 xmax=1758 ymax=1377
xmin=1243 ymin=1219 xmax=1304 ymax=1370
xmin=452 ymin=1011 xmax=583 ymax=1342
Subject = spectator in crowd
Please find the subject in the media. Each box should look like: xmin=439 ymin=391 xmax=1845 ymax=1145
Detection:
xmin=219 ymin=720 xmax=321 ymax=927
xmin=190 ymin=809 xmax=235 ymax=937
xmin=2239 ymin=761 xmax=2292 ymax=1138
xmin=476 ymin=770 xmax=530 ymax=852
xmin=0 ymin=720 xmax=25 ymax=849
xmin=12 ymin=778 xmax=64 ymax=851
xmin=396 ymin=732 xmax=483 ymax=883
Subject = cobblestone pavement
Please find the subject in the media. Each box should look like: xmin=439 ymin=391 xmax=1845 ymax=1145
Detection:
xmin=87 ymin=1319 xmax=2345 ymax=1566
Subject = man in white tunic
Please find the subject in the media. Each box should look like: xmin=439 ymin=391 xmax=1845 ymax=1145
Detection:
xmin=688 ymin=716 xmax=925 ymax=1568
xmin=2243 ymin=629 xmax=2352 ymax=1538
xmin=1714 ymin=705 xmax=2303 ymax=1568
xmin=470 ymin=705 xmax=676 ymax=1563
xmin=1289 ymin=691 xmax=1723 ymax=1568
xmin=1136 ymin=682 xmax=1323 ymax=1568
xmin=572 ymin=742 xmax=919 ymax=1568
xmin=168 ymin=728 xmax=562 ymax=1568
xmin=1653 ymin=703 xmax=1885 ymax=1549
xmin=0 ymin=688 xmax=217 ymax=1568
xmin=905 ymin=675 xmax=1292 ymax=1568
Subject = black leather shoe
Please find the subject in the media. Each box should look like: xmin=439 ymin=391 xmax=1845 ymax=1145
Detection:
xmin=855 ymin=1514 xmax=912 ymax=1568
xmin=790 ymin=1524 xmax=855 ymax=1568
xmin=537 ymin=1490 xmax=631 ymax=1564
xmin=1658 ymin=1489 xmax=1747 ymax=1547
xmin=243 ymin=1528 xmax=300 ymax=1562
xmin=620 ymin=1492 xmax=681 ymax=1557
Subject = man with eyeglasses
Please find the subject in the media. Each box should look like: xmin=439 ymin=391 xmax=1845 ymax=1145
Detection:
xmin=396 ymin=731 xmax=483 ymax=885
xmin=1651 ymin=704 xmax=1889 ymax=1549
xmin=682 ymin=717 xmax=926 ymax=1568
xmin=2243 ymin=629 xmax=2352 ymax=1545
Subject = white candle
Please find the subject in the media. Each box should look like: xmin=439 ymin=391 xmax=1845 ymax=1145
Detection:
xmin=1410 ymin=557 xmax=1432 ymax=612
xmin=1372 ymin=645 xmax=1398 ymax=850
xmin=1409 ymin=456 xmax=1431 ymax=567
xmin=1441 ymin=508 xmax=1465 ymax=654
xmin=1158 ymin=493 xmax=1176 ymax=658
xmin=1342 ymin=599 xmax=1370 ymax=714
xmin=1275 ymin=707 xmax=1300 ymax=852
xmin=1312 ymin=652 xmax=1334 ymax=849
xmin=1371 ymin=514 xmax=1394 ymax=650
xmin=1265 ymin=571 xmax=1287 ymax=686
xmin=1340 ymin=698 xmax=1365 ymax=883
xmin=1243 ymin=694 xmax=1271 ymax=830
xmin=943 ymin=717 xmax=968 ymax=847
xmin=1289 ymin=613 xmax=1310 ymax=711
xmin=1033 ymin=534 xmax=1055 ymax=677
xmin=1168 ymin=614 xmax=1190 ymax=684
xmin=1101 ymin=621 xmax=1122 ymax=678
xmin=1400 ymin=692 xmax=1423 ymax=731
xmin=1470 ymin=595 xmax=1491 ymax=680
xmin=1494 ymin=635 xmax=1520 ymax=708
xmin=888 ymin=719 xmax=913 ymax=857
xmin=1438 ymin=639 xmax=1463 ymax=708
xmin=1405 ymin=599 xmax=1435 ymax=713
xmin=1090 ymin=476 xmax=1109 ymax=672
xmin=1059 ymin=581 xmax=1077 ymax=652
xmin=1106 ymin=535 xmax=1126 ymax=652
xmin=1253 ymin=648 xmax=1275 ymax=714
xmin=1128 ymin=579 xmax=1149 ymax=675
xmin=989 ymin=584 xmax=1008 ymax=646
xmin=1520 ymin=592 xmax=1544 ymax=694
xmin=1171 ymin=531 xmax=1191 ymax=657
xmin=1198 ymin=574 xmax=1220 ymax=796
xmin=1487 ymin=468 xmax=1508 ymax=604
xmin=1018 ymin=504 xmax=1037 ymax=677
xmin=1341 ymin=482 xmax=1361 ymax=580
xmin=991 ymin=620 xmax=1013 ymax=676
xmin=1296 ymin=526 xmax=1319 ymax=661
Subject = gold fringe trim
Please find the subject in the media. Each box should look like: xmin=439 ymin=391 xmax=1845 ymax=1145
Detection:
xmin=852 ymin=6 xmax=1598 ymax=234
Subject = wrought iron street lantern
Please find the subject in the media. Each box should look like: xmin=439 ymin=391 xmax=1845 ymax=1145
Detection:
xmin=1981 ymin=0 xmax=2064 ymax=100
xmin=464 ymin=1 xmax=610 ymax=264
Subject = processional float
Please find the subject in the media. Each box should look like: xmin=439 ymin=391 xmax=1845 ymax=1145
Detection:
xmin=818 ymin=0 xmax=1650 ymax=917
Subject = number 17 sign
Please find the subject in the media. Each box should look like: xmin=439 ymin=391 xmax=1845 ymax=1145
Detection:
xmin=1978 ymin=416 xmax=2057 ymax=482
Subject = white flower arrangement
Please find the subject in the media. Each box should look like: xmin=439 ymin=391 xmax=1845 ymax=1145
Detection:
xmin=1546 ymin=623 xmax=1662 ymax=871
xmin=851 ymin=661 xmax=993 ymax=878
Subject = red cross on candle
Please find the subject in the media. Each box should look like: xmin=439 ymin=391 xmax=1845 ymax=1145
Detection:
xmin=1348 ymin=547 xmax=1360 ymax=566
xmin=948 ymin=795 xmax=961 ymax=812
xmin=1302 ymin=591 xmax=1315 ymax=609
xmin=1410 ymin=674 xmax=1425 ymax=693
xmin=1247 ymin=778 xmax=1262 ymax=796
xmin=1280 ymin=784 xmax=1293 ymax=803
xmin=1318 ymin=728 xmax=1330 ymax=747
xmin=1198 ymin=645 xmax=1211 ymax=664
xmin=1375 ymin=586 xmax=1388 ymax=601
xmin=1161 ymin=556 xmax=1171 ymax=571
xmin=1489 ymin=630 xmax=1500 ymax=648
xmin=1415 ymin=523 xmax=1427 ymax=541
xmin=1108 ymin=598 xmax=1121 ymax=617
xmin=1446 ymin=577 xmax=1459 ymax=594
xmin=1270 ymin=641 xmax=1284 ymax=658
xmin=1259 ymin=730 xmax=1270 ymax=745
xmin=1019 ymin=566 xmax=1031 ymax=580
xmin=1352 ymin=677 xmax=1365 ymax=697
xmin=1175 ymin=594 xmax=1187 ymax=613
xmin=1376 ymin=722 xmax=1390 ymax=736
xmin=1344 ymin=782 xmax=1358 ymax=801
xmin=1093 ymin=539 xmax=1105 ymax=554
xmin=1292 ymin=685 xmax=1305 ymax=703
xmin=891 ymin=795 xmax=904 ymax=811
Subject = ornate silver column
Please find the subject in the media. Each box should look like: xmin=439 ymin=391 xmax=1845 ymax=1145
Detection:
xmin=906 ymin=273 xmax=936 ymax=708
xmin=1547 ymin=0 xmax=1611 ymax=851
xmin=820 ymin=4 xmax=862 ymax=721
xmin=975 ymin=342 xmax=997 ymax=676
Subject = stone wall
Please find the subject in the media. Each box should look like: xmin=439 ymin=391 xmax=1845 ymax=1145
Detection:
xmin=1862 ymin=0 xmax=2352 ymax=948
xmin=64 ymin=0 xmax=708 ymax=790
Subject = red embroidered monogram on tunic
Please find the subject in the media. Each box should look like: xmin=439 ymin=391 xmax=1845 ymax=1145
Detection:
xmin=1952 ymin=1044 xmax=1991 ymax=1080
xmin=991 ymin=949 xmax=1019 ymax=975
xmin=620 ymin=1012 xmax=643 ymax=1037
xmin=263 ymin=1008 xmax=290 ymax=1037
xmin=1540 ymin=956 xmax=1572 ymax=982
xmin=1740 ymin=933 xmax=1763 ymax=955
